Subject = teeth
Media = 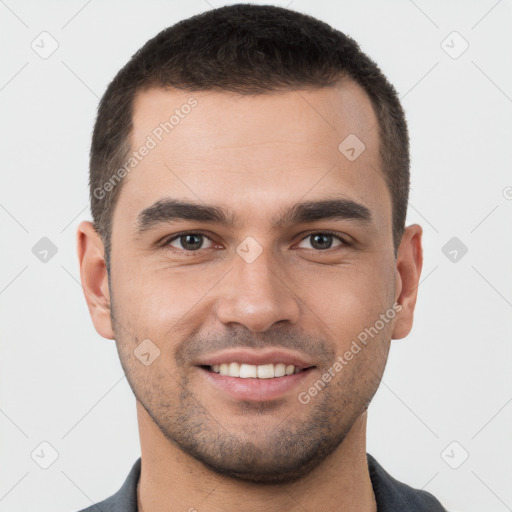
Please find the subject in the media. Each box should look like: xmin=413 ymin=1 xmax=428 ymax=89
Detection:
xmin=210 ymin=362 xmax=304 ymax=378
xmin=274 ymin=363 xmax=286 ymax=377
xmin=239 ymin=363 xmax=257 ymax=378
xmin=257 ymin=364 xmax=274 ymax=379
xmin=228 ymin=362 xmax=240 ymax=377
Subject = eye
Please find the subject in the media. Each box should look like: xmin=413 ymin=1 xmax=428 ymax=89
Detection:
xmin=296 ymin=231 xmax=347 ymax=251
xmin=161 ymin=230 xmax=349 ymax=254
xmin=166 ymin=233 xmax=214 ymax=251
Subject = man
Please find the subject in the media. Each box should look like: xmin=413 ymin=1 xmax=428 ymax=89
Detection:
xmin=76 ymin=3 xmax=447 ymax=511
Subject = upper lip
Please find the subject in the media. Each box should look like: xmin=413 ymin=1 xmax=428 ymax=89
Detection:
xmin=195 ymin=349 xmax=316 ymax=370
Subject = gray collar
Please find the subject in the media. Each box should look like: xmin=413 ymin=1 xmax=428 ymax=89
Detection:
xmin=77 ymin=453 xmax=447 ymax=511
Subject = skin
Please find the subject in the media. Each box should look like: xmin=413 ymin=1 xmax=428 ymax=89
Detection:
xmin=77 ymin=80 xmax=423 ymax=512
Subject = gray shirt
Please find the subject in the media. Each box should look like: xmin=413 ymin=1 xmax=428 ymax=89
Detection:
xmin=76 ymin=453 xmax=447 ymax=511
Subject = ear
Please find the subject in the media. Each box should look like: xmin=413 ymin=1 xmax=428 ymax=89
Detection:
xmin=392 ymin=224 xmax=423 ymax=340
xmin=76 ymin=221 xmax=114 ymax=340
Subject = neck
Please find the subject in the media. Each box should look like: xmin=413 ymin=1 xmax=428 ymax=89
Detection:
xmin=136 ymin=403 xmax=376 ymax=512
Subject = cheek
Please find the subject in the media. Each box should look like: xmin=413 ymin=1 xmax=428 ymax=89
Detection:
xmin=302 ymin=261 xmax=394 ymax=331
xmin=112 ymin=241 xmax=395 ymax=342
xmin=112 ymin=260 xmax=224 ymax=343
xmin=299 ymin=262 xmax=395 ymax=374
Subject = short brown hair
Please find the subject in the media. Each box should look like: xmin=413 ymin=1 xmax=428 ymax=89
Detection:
xmin=89 ymin=3 xmax=409 ymax=272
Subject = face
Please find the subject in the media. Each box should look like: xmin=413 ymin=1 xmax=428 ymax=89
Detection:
xmin=79 ymin=81 xmax=422 ymax=484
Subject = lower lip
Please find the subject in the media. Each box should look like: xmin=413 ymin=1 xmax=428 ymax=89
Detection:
xmin=198 ymin=367 xmax=315 ymax=402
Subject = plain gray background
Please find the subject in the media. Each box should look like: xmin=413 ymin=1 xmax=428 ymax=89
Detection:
xmin=1 ymin=1 xmax=511 ymax=511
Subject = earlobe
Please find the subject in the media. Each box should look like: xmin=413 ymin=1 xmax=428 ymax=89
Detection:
xmin=76 ymin=221 xmax=114 ymax=340
xmin=391 ymin=224 xmax=423 ymax=340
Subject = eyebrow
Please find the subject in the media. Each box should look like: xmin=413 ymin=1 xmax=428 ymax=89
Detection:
xmin=135 ymin=196 xmax=372 ymax=234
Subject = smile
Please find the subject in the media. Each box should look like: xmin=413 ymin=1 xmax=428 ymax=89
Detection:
xmin=206 ymin=362 xmax=310 ymax=378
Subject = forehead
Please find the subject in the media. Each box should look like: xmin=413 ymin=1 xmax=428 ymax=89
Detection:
xmin=114 ymin=82 xmax=390 ymax=231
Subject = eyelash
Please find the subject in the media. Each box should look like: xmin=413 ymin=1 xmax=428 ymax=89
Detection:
xmin=159 ymin=230 xmax=351 ymax=253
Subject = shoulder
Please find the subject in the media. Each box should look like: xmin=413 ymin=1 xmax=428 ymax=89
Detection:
xmin=367 ymin=453 xmax=448 ymax=511
xmin=75 ymin=458 xmax=141 ymax=512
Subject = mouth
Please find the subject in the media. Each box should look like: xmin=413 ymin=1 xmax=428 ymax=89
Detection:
xmin=200 ymin=362 xmax=314 ymax=378
xmin=196 ymin=353 xmax=317 ymax=402
xmin=194 ymin=349 xmax=317 ymax=401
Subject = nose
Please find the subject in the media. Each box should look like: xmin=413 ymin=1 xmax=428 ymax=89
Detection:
xmin=213 ymin=243 xmax=301 ymax=332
